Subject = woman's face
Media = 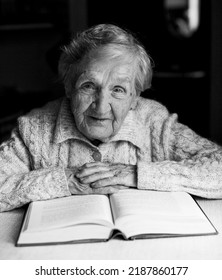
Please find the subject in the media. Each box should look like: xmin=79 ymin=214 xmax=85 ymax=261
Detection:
xmin=69 ymin=49 xmax=138 ymax=142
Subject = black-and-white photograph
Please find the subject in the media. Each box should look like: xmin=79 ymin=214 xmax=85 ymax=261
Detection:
xmin=0 ymin=0 xmax=222 ymax=277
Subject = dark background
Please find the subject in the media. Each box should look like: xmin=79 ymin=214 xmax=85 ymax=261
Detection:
xmin=0 ymin=0 xmax=222 ymax=145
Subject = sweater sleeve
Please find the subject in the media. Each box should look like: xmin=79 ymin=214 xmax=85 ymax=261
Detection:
xmin=0 ymin=129 xmax=71 ymax=212
xmin=137 ymin=119 xmax=222 ymax=199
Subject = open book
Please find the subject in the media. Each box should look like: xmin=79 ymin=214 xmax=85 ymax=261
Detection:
xmin=16 ymin=189 xmax=217 ymax=246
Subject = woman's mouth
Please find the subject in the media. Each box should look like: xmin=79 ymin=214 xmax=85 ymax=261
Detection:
xmin=87 ymin=115 xmax=111 ymax=126
xmin=91 ymin=116 xmax=108 ymax=121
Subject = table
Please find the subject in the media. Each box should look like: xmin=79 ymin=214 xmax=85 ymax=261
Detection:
xmin=0 ymin=198 xmax=222 ymax=260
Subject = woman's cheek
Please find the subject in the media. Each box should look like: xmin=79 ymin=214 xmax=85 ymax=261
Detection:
xmin=112 ymin=99 xmax=132 ymax=120
xmin=72 ymin=93 xmax=92 ymax=113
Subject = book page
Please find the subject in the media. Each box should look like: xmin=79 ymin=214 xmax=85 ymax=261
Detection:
xmin=110 ymin=189 xmax=187 ymax=220
xmin=110 ymin=189 xmax=216 ymax=238
xmin=25 ymin=195 xmax=113 ymax=232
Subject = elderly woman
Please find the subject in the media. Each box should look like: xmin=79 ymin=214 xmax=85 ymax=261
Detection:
xmin=0 ymin=24 xmax=222 ymax=212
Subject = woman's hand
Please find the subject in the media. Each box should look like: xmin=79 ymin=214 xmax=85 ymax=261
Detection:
xmin=75 ymin=162 xmax=137 ymax=189
xmin=65 ymin=166 xmax=130 ymax=195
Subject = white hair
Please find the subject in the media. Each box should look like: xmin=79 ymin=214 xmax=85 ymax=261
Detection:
xmin=58 ymin=24 xmax=153 ymax=95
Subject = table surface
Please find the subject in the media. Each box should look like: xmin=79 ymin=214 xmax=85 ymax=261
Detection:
xmin=0 ymin=197 xmax=222 ymax=260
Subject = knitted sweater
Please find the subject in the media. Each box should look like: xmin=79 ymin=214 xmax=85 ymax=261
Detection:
xmin=0 ymin=97 xmax=222 ymax=212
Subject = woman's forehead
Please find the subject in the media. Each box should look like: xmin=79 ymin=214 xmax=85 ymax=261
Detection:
xmin=74 ymin=45 xmax=137 ymax=84
xmin=81 ymin=44 xmax=134 ymax=67
xmin=82 ymin=49 xmax=135 ymax=75
xmin=78 ymin=61 xmax=134 ymax=83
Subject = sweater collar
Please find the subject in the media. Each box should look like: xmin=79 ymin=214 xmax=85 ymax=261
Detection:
xmin=54 ymin=98 xmax=145 ymax=149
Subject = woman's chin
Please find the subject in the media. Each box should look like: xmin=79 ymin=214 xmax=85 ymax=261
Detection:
xmin=84 ymin=128 xmax=113 ymax=142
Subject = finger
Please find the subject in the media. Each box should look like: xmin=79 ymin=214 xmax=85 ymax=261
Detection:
xmin=76 ymin=165 xmax=110 ymax=178
xmin=79 ymin=171 xmax=115 ymax=184
xmin=91 ymin=186 xmax=120 ymax=195
xmin=70 ymin=183 xmax=93 ymax=195
xmin=82 ymin=162 xmax=107 ymax=168
xmin=113 ymin=185 xmax=130 ymax=190
xmin=91 ymin=177 xmax=121 ymax=188
xmin=101 ymin=185 xmax=129 ymax=190
xmin=80 ymin=162 xmax=123 ymax=170
xmin=78 ymin=163 xmax=126 ymax=178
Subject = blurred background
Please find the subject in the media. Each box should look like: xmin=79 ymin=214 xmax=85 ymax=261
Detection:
xmin=0 ymin=0 xmax=222 ymax=145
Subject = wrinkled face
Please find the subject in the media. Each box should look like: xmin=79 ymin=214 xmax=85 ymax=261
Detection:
xmin=68 ymin=48 xmax=138 ymax=142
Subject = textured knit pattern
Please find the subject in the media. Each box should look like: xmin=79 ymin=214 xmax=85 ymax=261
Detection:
xmin=0 ymin=97 xmax=222 ymax=212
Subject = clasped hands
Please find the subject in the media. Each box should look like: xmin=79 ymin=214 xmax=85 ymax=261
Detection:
xmin=65 ymin=162 xmax=137 ymax=195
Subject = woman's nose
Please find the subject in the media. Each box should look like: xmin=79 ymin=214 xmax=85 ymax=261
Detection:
xmin=93 ymin=91 xmax=111 ymax=115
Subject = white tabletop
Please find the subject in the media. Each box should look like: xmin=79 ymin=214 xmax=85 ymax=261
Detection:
xmin=0 ymin=197 xmax=222 ymax=260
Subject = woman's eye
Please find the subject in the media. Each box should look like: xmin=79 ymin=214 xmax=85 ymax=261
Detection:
xmin=80 ymin=82 xmax=96 ymax=92
xmin=113 ymin=86 xmax=125 ymax=93
xmin=112 ymin=86 xmax=127 ymax=98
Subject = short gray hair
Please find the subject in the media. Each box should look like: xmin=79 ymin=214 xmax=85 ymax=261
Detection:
xmin=58 ymin=24 xmax=153 ymax=94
